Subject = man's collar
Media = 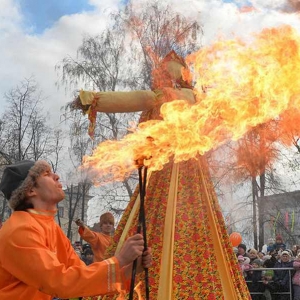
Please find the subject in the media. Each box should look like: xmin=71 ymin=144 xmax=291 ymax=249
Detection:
xmin=27 ymin=209 xmax=57 ymax=216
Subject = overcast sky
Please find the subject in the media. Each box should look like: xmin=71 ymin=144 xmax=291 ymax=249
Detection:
xmin=1 ymin=0 xmax=300 ymax=124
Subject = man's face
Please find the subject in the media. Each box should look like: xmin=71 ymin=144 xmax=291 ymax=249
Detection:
xmin=281 ymin=254 xmax=289 ymax=262
xmin=249 ymin=251 xmax=257 ymax=259
xmin=238 ymin=247 xmax=245 ymax=255
xmin=101 ymin=221 xmax=114 ymax=235
xmin=33 ymin=169 xmax=65 ymax=205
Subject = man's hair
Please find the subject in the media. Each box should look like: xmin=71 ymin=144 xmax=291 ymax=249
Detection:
xmin=84 ymin=248 xmax=93 ymax=256
xmin=1 ymin=160 xmax=52 ymax=211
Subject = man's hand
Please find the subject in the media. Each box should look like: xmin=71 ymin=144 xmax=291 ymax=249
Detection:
xmin=116 ymin=234 xmax=145 ymax=268
xmin=123 ymin=247 xmax=152 ymax=279
xmin=75 ymin=219 xmax=85 ymax=227
xmin=137 ymin=248 xmax=152 ymax=272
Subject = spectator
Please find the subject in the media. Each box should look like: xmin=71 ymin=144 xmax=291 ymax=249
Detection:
xmin=261 ymin=270 xmax=275 ymax=300
xmin=82 ymin=248 xmax=94 ymax=266
xmin=74 ymin=241 xmax=83 ymax=255
xmin=75 ymin=212 xmax=115 ymax=262
xmin=258 ymin=251 xmax=265 ymax=260
xmin=82 ymin=243 xmax=92 ymax=254
xmin=264 ymin=249 xmax=278 ymax=268
xmin=237 ymin=243 xmax=249 ymax=257
xmin=274 ymin=235 xmax=287 ymax=252
xmin=248 ymin=248 xmax=259 ymax=264
xmin=273 ymin=250 xmax=294 ymax=300
xmin=246 ymin=259 xmax=263 ymax=300
xmin=0 ymin=160 xmax=152 ymax=299
xmin=265 ymin=238 xmax=276 ymax=253
xmin=292 ymin=253 xmax=300 ymax=300
xmin=238 ymin=255 xmax=251 ymax=278
xmin=292 ymin=245 xmax=299 ymax=258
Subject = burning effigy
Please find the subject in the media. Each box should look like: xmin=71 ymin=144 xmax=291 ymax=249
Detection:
xmin=72 ymin=25 xmax=300 ymax=299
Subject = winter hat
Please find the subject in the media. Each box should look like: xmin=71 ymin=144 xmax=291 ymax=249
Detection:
xmin=100 ymin=212 xmax=115 ymax=227
xmin=281 ymin=250 xmax=290 ymax=256
xmin=0 ymin=160 xmax=51 ymax=210
xmin=238 ymin=255 xmax=245 ymax=262
xmin=83 ymin=248 xmax=93 ymax=256
xmin=263 ymin=255 xmax=271 ymax=261
xmin=238 ymin=244 xmax=247 ymax=252
xmin=252 ymin=259 xmax=262 ymax=266
xmin=244 ymin=257 xmax=250 ymax=264
xmin=276 ymin=234 xmax=283 ymax=241
xmin=264 ymin=270 xmax=274 ymax=277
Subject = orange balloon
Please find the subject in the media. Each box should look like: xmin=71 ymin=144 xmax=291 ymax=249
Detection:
xmin=229 ymin=232 xmax=242 ymax=247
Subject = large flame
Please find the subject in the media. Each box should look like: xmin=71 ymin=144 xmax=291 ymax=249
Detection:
xmin=82 ymin=25 xmax=300 ymax=185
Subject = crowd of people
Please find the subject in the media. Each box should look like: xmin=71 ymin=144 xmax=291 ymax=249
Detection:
xmin=236 ymin=235 xmax=300 ymax=300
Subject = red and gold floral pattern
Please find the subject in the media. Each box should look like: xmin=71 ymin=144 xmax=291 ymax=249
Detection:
xmin=89 ymin=156 xmax=250 ymax=300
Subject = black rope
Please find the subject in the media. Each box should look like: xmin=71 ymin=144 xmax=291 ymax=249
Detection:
xmin=129 ymin=166 xmax=149 ymax=300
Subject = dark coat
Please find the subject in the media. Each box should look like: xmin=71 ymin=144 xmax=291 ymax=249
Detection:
xmin=273 ymin=260 xmax=294 ymax=292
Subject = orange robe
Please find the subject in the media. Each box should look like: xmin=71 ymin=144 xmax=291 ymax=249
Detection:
xmin=79 ymin=226 xmax=112 ymax=261
xmin=0 ymin=210 xmax=128 ymax=300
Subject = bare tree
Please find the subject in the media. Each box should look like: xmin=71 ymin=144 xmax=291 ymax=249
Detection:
xmin=0 ymin=77 xmax=51 ymax=162
xmin=0 ymin=78 xmax=64 ymax=222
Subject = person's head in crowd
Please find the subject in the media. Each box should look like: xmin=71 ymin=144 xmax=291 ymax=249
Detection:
xmin=74 ymin=241 xmax=82 ymax=252
xmin=84 ymin=248 xmax=94 ymax=257
xmin=258 ymin=251 xmax=265 ymax=259
xmin=292 ymin=244 xmax=298 ymax=253
xmin=237 ymin=243 xmax=247 ymax=256
xmin=251 ymin=258 xmax=262 ymax=268
xmin=280 ymin=250 xmax=291 ymax=262
xmin=248 ymin=248 xmax=258 ymax=260
xmin=275 ymin=234 xmax=283 ymax=244
xmin=263 ymin=269 xmax=274 ymax=281
xmin=268 ymin=237 xmax=275 ymax=245
xmin=82 ymin=243 xmax=91 ymax=252
xmin=0 ymin=160 xmax=63 ymax=211
xmin=83 ymin=248 xmax=94 ymax=265
xmin=99 ymin=212 xmax=115 ymax=236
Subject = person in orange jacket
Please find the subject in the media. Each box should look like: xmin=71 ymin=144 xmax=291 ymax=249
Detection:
xmin=0 ymin=160 xmax=151 ymax=300
xmin=76 ymin=212 xmax=114 ymax=262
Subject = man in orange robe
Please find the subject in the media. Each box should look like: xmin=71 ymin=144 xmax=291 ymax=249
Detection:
xmin=0 ymin=160 xmax=152 ymax=300
xmin=76 ymin=212 xmax=115 ymax=262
